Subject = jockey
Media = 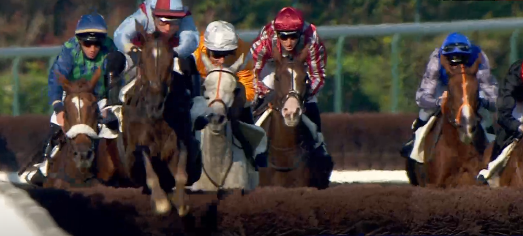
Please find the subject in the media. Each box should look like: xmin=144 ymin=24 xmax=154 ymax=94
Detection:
xmin=250 ymin=7 xmax=330 ymax=160
xmin=192 ymin=20 xmax=256 ymax=124
xmin=112 ymin=0 xmax=200 ymax=96
xmin=30 ymin=12 xmax=125 ymax=185
xmin=477 ymin=59 xmax=523 ymax=183
xmin=399 ymin=32 xmax=498 ymax=159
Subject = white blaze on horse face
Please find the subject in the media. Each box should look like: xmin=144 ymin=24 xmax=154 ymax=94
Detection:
xmin=71 ymin=96 xmax=83 ymax=122
xmin=459 ymin=104 xmax=474 ymax=143
xmin=287 ymin=68 xmax=298 ymax=91
xmin=152 ymin=46 xmax=160 ymax=59
xmin=281 ymin=67 xmax=302 ymax=127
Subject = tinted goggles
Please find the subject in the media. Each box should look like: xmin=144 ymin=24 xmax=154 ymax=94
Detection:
xmin=442 ymin=43 xmax=470 ymax=53
xmin=277 ymin=31 xmax=300 ymax=40
xmin=209 ymin=50 xmax=235 ymax=58
xmin=81 ymin=41 xmax=102 ymax=48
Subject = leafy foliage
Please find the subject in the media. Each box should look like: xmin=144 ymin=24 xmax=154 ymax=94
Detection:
xmin=1 ymin=0 xmax=523 ymax=115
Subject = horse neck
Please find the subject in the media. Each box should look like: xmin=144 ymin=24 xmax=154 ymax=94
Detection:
xmin=201 ymin=121 xmax=233 ymax=168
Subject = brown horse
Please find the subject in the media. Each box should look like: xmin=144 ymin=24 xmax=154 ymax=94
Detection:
xmin=43 ymin=69 xmax=125 ymax=189
xmin=256 ymin=44 xmax=329 ymax=188
xmin=407 ymin=54 xmax=488 ymax=188
xmin=120 ymin=20 xmax=199 ymax=216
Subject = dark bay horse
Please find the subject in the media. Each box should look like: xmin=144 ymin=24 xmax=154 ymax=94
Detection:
xmin=407 ymin=54 xmax=489 ymax=188
xmin=255 ymin=44 xmax=330 ymax=188
xmin=120 ymin=20 xmax=200 ymax=216
xmin=43 ymin=69 xmax=125 ymax=189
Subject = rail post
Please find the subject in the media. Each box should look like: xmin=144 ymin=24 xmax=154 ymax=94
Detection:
xmin=11 ymin=57 xmax=21 ymax=116
xmin=334 ymin=36 xmax=345 ymax=113
xmin=390 ymin=34 xmax=401 ymax=113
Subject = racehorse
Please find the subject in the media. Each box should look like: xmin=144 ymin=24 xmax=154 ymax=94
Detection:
xmin=255 ymin=44 xmax=328 ymax=188
xmin=120 ymin=20 xmax=200 ymax=216
xmin=190 ymin=52 xmax=262 ymax=192
xmin=43 ymin=69 xmax=125 ymax=189
xmin=406 ymin=53 xmax=489 ymax=188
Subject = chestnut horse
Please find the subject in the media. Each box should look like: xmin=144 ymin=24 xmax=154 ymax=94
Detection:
xmin=120 ymin=20 xmax=200 ymax=216
xmin=43 ymin=69 xmax=125 ymax=189
xmin=255 ymin=44 xmax=330 ymax=188
xmin=407 ymin=54 xmax=489 ymax=188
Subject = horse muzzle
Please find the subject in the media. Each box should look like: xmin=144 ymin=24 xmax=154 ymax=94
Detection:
xmin=282 ymin=97 xmax=303 ymax=127
xmin=73 ymin=145 xmax=95 ymax=169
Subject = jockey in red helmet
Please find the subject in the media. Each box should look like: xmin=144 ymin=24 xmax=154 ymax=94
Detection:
xmin=250 ymin=7 xmax=332 ymax=168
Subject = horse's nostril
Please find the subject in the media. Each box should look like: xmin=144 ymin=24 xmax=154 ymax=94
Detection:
xmin=218 ymin=115 xmax=225 ymax=123
xmin=295 ymin=107 xmax=301 ymax=115
xmin=74 ymin=152 xmax=78 ymax=156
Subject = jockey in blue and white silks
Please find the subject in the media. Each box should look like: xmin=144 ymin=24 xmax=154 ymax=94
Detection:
xmin=400 ymin=32 xmax=499 ymax=158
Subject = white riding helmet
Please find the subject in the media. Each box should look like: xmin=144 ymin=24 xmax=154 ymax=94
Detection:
xmin=204 ymin=20 xmax=238 ymax=51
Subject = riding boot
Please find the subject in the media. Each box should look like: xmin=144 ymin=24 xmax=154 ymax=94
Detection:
xmin=400 ymin=117 xmax=428 ymax=158
xmin=27 ymin=124 xmax=62 ymax=185
xmin=43 ymin=123 xmax=63 ymax=160
xmin=240 ymin=106 xmax=255 ymax=125
xmin=191 ymin=74 xmax=202 ymax=98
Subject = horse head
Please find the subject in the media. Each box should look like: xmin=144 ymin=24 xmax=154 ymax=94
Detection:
xmin=201 ymin=52 xmax=244 ymax=134
xmin=133 ymin=19 xmax=175 ymax=119
xmin=56 ymin=68 xmax=102 ymax=170
xmin=271 ymin=44 xmax=309 ymax=127
xmin=440 ymin=53 xmax=482 ymax=144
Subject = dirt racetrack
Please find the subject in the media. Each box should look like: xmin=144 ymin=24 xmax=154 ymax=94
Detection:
xmin=15 ymin=184 xmax=523 ymax=236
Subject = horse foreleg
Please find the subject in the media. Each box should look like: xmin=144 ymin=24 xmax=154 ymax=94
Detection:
xmin=168 ymin=142 xmax=189 ymax=217
xmin=141 ymin=150 xmax=171 ymax=215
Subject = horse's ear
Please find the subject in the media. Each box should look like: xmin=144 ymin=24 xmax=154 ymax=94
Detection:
xmin=229 ymin=53 xmax=245 ymax=73
xmin=466 ymin=53 xmax=482 ymax=75
xmin=298 ymin=43 xmax=310 ymax=64
xmin=272 ymin=46 xmax=282 ymax=64
xmin=134 ymin=19 xmax=147 ymax=47
xmin=201 ymin=52 xmax=216 ymax=72
xmin=439 ymin=54 xmax=453 ymax=76
xmin=56 ymin=70 xmax=71 ymax=92
xmin=89 ymin=67 xmax=103 ymax=91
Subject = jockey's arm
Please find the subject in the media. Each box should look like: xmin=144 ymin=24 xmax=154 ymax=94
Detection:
xmin=113 ymin=8 xmax=147 ymax=53
xmin=415 ymin=49 xmax=441 ymax=110
xmin=304 ymin=28 xmax=327 ymax=97
xmin=47 ymin=42 xmax=74 ymax=113
xmin=236 ymin=38 xmax=256 ymax=103
xmin=497 ymin=61 xmax=523 ymax=133
xmin=250 ymin=25 xmax=272 ymax=97
xmin=476 ymin=51 xmax=498 ymax=112
xmin=175 ymin=15 xmax=199 ymax=58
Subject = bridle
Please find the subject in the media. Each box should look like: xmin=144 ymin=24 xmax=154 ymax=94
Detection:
xmin=271 ymin=60 xmax=306 ymax=112
xmin=443 ymin=64 xmax=480 ymax=129
xmin=205 ymin=67 xmax=238 ymax=118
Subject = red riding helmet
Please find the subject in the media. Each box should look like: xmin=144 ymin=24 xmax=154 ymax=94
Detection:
xmin=152 ymin=0 xmax=188 ymax=20
xmin=274 ymin=7 xmax=304 ymax=32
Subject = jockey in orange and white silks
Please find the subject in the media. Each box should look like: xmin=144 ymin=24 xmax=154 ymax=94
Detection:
xmin=250 ymin=6 xmax=331 ymax=161
xmin=400 ymin=32 xmax=498 ymax=159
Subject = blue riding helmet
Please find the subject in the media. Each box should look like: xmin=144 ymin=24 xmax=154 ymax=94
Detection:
xmin=440 ymin=32 xmax=472 ymax=56
xmin=75 ymin=12 xmax=108 ymax=43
